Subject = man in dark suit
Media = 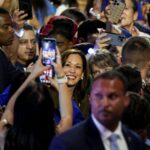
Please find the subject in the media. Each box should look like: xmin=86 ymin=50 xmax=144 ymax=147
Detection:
xmin=49 ymin=70 xmax=144 ymax=150
xmin=0 ymin=7 xmax=26 ymax=95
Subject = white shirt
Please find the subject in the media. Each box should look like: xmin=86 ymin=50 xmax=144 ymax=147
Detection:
xmin=91 ymin=114 xmax=128 ymax=150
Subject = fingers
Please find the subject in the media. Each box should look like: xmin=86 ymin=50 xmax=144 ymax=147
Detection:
xmin=12 ymin=9 xmax=28 ymax=30
xmin=56 ymin=47 xmax=62 ymax=64
xmin=13 ymin=9 xmax=27 ymax=20
xmin=38 ymin=48 xmax=42 ymax=61
xmin=36 ymin=43 xmax=40 ymax=56
xmin=96 ymin=33 xmax=111 ymax=49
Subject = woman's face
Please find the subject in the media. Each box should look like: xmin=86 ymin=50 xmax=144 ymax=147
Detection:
xmin=63 ymin=53 xmax=84 ymax=87
xmin=120 ymin=0 xmax=137 ymax=30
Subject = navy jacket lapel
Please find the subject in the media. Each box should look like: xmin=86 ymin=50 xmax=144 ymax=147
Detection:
xmin=85 ymin=117 xmax=105 ymax=150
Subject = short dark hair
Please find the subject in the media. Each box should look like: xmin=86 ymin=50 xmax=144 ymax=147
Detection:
xmin=131 ymin=0 xmax=138 ymax=12
xmin=115 ymin=65 xmax=142 ymax=93
xmin=61 ymin=8 xmax=87 ymax=24
xmin=92 ymin=70 xmax=128 ymax=93
xmin=23 ymin=23 xmax=35 ymax=31
xmin=122 ymin=36 xmax=150 ymax=69
xmin=77 ymin=19 xmax=106 ymax=41
xmin=40 ymin=16 xmax=78 ymax=41
xmin=0 ymin=7 xmax=9 ymax=14
xmin=122 ymin=92 xmax=150 ymax=130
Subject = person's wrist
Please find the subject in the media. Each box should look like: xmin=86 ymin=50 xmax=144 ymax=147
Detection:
xmin=57 ymin=74 xmax=65 ymax=78
xmin=56 ymin=75 xmax=68 ymax=84
xmin=1 ymin=118 xmax=8 ymax=125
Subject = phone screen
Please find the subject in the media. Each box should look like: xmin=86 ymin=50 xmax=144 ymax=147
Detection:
xmin=41 ymin=38 xmax=56 ymax=66
xmin=19 ymin=0 xmax=32 ymax=20
xmin=40 ymin=38 xmax=56 ymax=83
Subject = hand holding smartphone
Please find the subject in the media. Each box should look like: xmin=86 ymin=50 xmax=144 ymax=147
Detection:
xmin=19 ymin=0 xmax=32 ymax=20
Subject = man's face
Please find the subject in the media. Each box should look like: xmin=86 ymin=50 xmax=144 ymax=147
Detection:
xmin=17 ymin=30 xmax=36 ymax=64
xmin=120 ymin=0 xmax=137 ymax=29
xmin=89 ymin=78 xmax=129 ymax=130
xmin=0 ymin=14 xmax=14 ymax=46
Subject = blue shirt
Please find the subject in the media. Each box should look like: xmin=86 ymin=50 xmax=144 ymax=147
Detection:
xmin=0 ymin=85 xmax=11 ymax=106
xmin=54 ymin=99 xmax=84 ymax=125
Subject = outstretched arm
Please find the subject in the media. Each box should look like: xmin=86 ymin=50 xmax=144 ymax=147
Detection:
xmin=0 ymin=52 xmax=49 ymax=129
xmin=49 ymin=49 xmax=73 ymax=133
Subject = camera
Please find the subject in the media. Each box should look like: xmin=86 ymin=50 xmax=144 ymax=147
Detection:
xmin=106 ymin=33 xmax=126 ymax=46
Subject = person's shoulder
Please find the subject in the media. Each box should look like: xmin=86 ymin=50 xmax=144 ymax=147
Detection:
xmin=123 ymin=125 xmax=140 ymax=139
xmin=49 ymin=120 xmax=88 ymax=150
xmin=0 ymin=48 xmax=6 ymax=57
xmin=58 ymin=119 xmax=87 ymax=139
xmin=122 ymin=125 xmax=145 ymax=149
xmin=0 ymin=48 xmax=10 ymax=65
xmin=134 ymin=22 xmax=150 ymax=35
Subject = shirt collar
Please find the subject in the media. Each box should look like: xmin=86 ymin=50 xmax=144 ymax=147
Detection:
xmin=91 ymin=114 xmax=123 ymax=140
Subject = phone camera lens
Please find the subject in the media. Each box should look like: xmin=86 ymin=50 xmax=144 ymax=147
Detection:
xmin=119 ymin=36 xmax=124 ymax=42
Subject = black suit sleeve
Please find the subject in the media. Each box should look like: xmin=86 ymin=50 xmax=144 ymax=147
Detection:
xmin=0 ymin=49 xmax=23 ymax=93
xmin=49 ymin=136 xmax=68 ymax=150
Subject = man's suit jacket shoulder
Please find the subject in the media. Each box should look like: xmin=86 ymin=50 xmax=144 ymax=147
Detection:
xmin=0 ymin=49 xmax=22 ymax=93
xmin=49 ymin=117 xmax=105 ymax=150
xmin=122 ymin=125 xmax=145 ymax=150
xmin=49 ymin=117 xmax=144 ymax=150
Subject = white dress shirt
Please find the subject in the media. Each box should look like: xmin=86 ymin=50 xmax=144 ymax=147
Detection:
xmin=91 ymin=114 xmax=129 ymax=150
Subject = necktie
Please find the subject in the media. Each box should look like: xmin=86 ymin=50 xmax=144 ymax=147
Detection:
xmin=108 ymin=134 xmax=119 ymax=150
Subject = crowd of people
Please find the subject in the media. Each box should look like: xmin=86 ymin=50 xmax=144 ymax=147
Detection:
xmin=0 ymin=0 xmax=150 ymax=150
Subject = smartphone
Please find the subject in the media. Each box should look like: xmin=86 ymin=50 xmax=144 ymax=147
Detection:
xmin=19 ymin=0 xmax=32 ymax=20
xmin=41 ymin=38 xmax=56 ymax=66
xmin=40 ymin=38 xmax=56 ymax=83
xmin=106 ymin=33 xmax=126 ymax=46
xmin=109 ymin=0 xmax=125 ymax=24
